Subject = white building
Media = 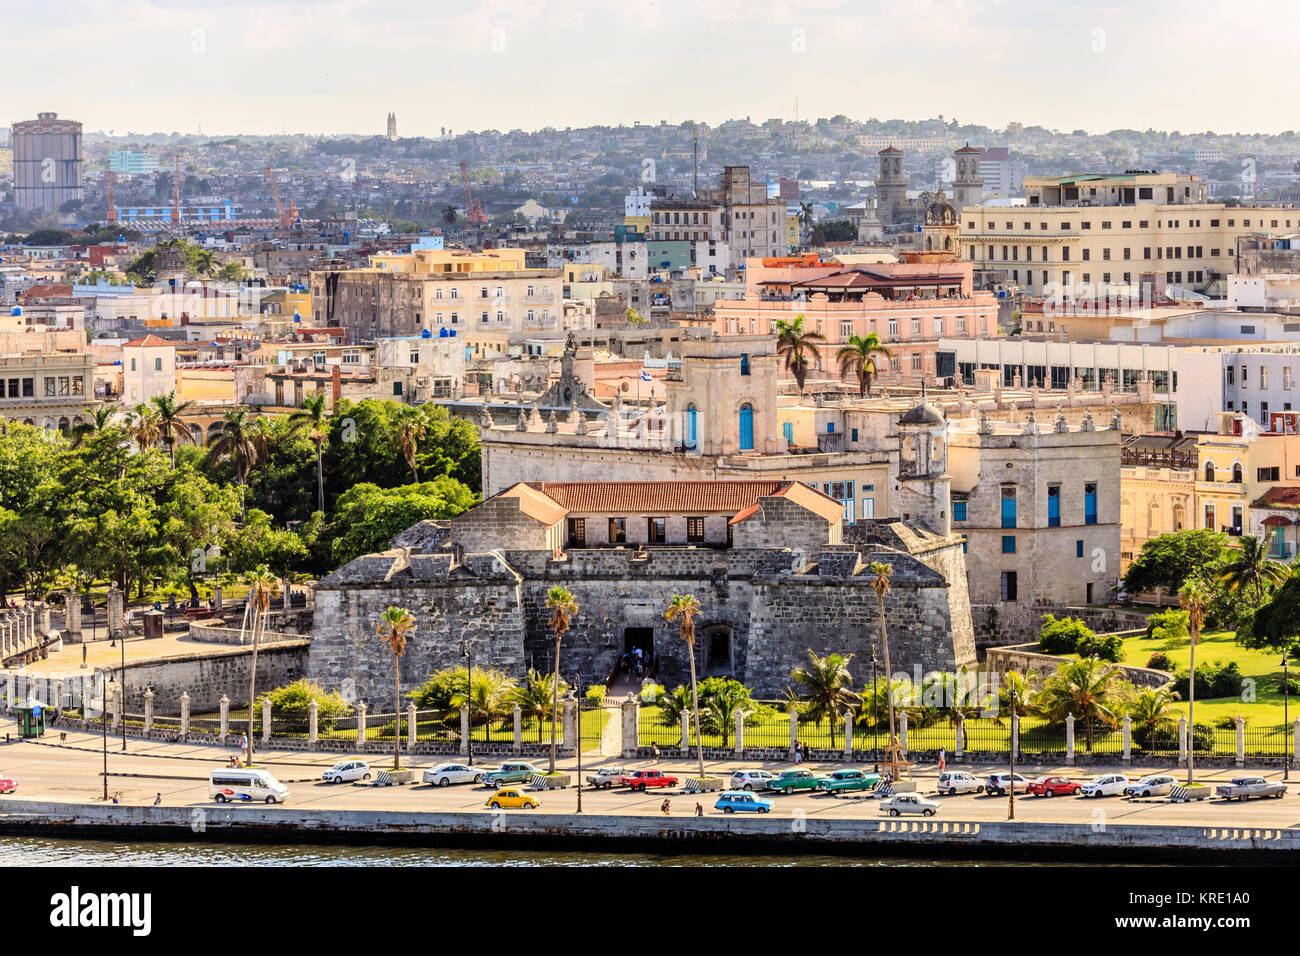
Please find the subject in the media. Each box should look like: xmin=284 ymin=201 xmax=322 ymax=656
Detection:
xmin=121 ymin=334 xmax=177 ymax=405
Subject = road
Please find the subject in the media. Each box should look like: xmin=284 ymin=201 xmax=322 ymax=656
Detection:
xmin=2 ymin=730 xmax=1298 ymax=829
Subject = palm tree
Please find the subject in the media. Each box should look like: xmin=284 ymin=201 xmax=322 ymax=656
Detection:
xmin=513 ymin=668 xmax=567 ymax=743
xmin=1001 ymin=668 xmax=1034 ymax=820
xmin=393 ymin=406 xmax=427 ymax=483
xmin=869 ymin=562 xmax=898 ymax=749
xmin=1218 ymin=534 xmax=1286 ymax=606
xmin=288 ymin=393 xmax=329 ymax=513
xmin=150 ymin=391 xmax=194 ymax=467
xmin=1035 ymin=657 xmax=1118 ymax=752
xmin=247 ymin=415 xmax=273 ymax=506
xmin=127 ymin=404 xmax=161 ymax=451
xmin=836 ymin=333 xmax=893 ymax=398
xmin=71 ymin=407 xmax=117 ymax=447
xmin=452 ymin=669 xmax=519 ymax=735
xmin=790 ymin=650 xmax=860 ymax=749
xmin=441 ymin=205 xmax=458 ymax=226
xmin=242 ymin=565 xmax=279 ymax=768
xmin=774 ymin=314 xmax=824 ymax=395
xmin=665 ymin=593 xmax=705 ymax=779
xmin=1128 ymin=685 xmax=1181 ymax=750
xmin=1179 ymin=579 xmax=1209 ymax=785
xmin=376 ymin=606 xmax=416 ymax=770
xmin=798 ymin=200 xmax=814 ymax=240
xmin=544 ymin=586 xmax=578 ymax=772
xmin=206 ymin=409 xmax=258 ymax=485
xmin=698 ymin=681 xmax=751 ymax=748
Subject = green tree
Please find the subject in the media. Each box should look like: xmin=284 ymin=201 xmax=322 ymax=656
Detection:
xmin=325 ymin=479 xmax=478 ymax=565
xmin=790 ymin=650 xmax=860 ymax=749
xmin=376 ymin=606 xmax=416 ymax=769
xmin=836 ymin=333 xmax=892 ymax=398
xmin=288 ymin=393 xmax=329 ymax=513
xmin=1035 ymin=657 xmax=1118 ymax=752
xmin=206 ymin=409 xmax=259 ymax=486
xmin=545 ymin=586 xmax=578 ymax=773
xmin=512 ymin=668 xmax=568 ymax=742
xmin=665 ymin=593 xmax=706 ymax=779
xmin=1123 ymin=529 xmax=1228 ymax=596
xmin=869 ymin=561 xmax=899 ymax=750
xmin=1179 ymin=579 xmax=1208 ymax=784
xmin=1127 ymin=686 xmax=1181 ymax=750
xmin=774 ymin=314 xmax=824 ymax=396
xmin=393 ymin=405 xmax=427 ymax=483
xmin=1217 ymin=533 xmax=1286 ymax=607
xmin=149 ymin=392 xmax=195 ymax=467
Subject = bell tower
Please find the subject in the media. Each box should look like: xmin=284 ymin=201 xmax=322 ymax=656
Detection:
xmin=952 ymin=143 xmax=984 ymax=209
xmin=875 ymin=145 xmax=907 ymax=226
xmin=895 ymin=402 xmax=951 ymax=536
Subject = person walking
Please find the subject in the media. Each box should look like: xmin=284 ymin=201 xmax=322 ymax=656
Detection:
xmin=650 ymin=742 xmax=660 ymax=760
xmin=793 ymin=743 xmax=803 ymax=765
xmin=153 ymin=793 xmax=162 ymax=806
xmin=694 ymin=802 xmax=703 ymax=817
xmin=661 ymin=798 xmax=671 ymax=816
xmin=938 ymin=746 xmax=946 ymax=774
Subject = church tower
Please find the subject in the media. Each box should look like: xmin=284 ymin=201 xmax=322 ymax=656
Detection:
xmin=386 ymin=112 xmax=398 ymax=141
xmin=952 ymin=143 xmax=984 ymax=209
xmin=895 ymin=402 xmax=952 ymax=536
xmin=874 ymin=145 xmax=907 ymax=226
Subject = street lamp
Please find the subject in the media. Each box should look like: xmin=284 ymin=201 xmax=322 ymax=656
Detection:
xmin=1284 ymin=650 xmax=1291 ymax=782
xmin=460 ymin=638 xmax=473 ymax=767
xmin=575 ymin=670 xmax=583 ymax=814
xmin=96 ymin=667 xmax=110 ymax=802
xmin=870 ymin=645 xmax=879 ymax=768
xmin=113 ymin=629 xmax=126 ymax=752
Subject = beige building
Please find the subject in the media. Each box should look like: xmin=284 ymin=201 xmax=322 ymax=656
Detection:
xmin=1119 ymin=433 xmax=1197 ymax=572
xmin=121 ymin=334 xmax=177 ymax=406
xmin=695 ymin=166 xmax=788 ymax=262
xmin=960 ymin=172 xmax=1300 ymax=296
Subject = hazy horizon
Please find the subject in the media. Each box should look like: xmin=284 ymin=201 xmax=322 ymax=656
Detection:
xmin=8 ymin=0 xmax=1299 ymax=139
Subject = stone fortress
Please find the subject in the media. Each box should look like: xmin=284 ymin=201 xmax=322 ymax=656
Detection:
xmin=311 ymin=402 xmax=978 ymax=704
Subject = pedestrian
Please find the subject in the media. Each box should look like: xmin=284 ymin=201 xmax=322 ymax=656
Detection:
xmin=111 ymin=792 xmax=120 ymax=805
xmin=650 ymin=742 xmax=660 ymax=760
xmin=238 ymin=733 xmax=247 ymax=756
xmin=938 ymin=746 xmax=946 ymax=773
xmin=802 ymin=741 xmax=810 ymax=761
xmin=153 ymin=792 xmax=161 ymax=806
xmin=793 ymin=742 xmax=803 ymax=765
xmin=695 ymin=802 xmax=703 ymax=817
xmin=661 ymin=798 xmax=671 ymax=816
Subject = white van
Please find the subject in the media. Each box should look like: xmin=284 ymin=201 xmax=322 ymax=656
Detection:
xmin=209 ymin=768 xmax=291 ymax=804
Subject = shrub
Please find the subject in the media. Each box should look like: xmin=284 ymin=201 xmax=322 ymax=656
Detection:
xmin=1172 ymin=660 xmax=1244 ymax=700
xmin=1277 ymin=674 xmax=1300 ymax=695
xmin=1076 ymin=632 xmax=1123 ymax=662
xmin=639 ymin=683 xmax=665 ymax=704
xmin=1146 ymin=608 xmax=1189 ymax=643
xmin=1039 ymin=614 xmax=1096 ymax=655
xmin=258 ymin=678 xmax=350 ymax=732
xmin=585 ymin=684 xmax=607 ymax=702
xmin=1146 ymin=652 xmax=1175 ymax=672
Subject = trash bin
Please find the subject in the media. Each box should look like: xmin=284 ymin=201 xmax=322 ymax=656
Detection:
xmin=142 ymin=609 xmax=164 ymax=640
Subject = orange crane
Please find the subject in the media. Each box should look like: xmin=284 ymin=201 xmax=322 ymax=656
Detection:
xmin=106 ymin=171 xmax=117 ymax=225
xmin=265 ymin=163 xmax=293 ymax=229
xmin=460 ymin=160 xmax=486 ymax=225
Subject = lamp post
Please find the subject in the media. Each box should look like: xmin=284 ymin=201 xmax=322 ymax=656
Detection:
xmin=460 ymin=638 xmax=473 ymax=767
xmin=113 ymin=629 xmax=126 ymax=752
xmin=1284 ymin=651 xmax=1291 ymax=782
xmin=96 ymin=667 xmax=110 ymax=802
xmin=870 ymin=646 xmax=879 ymax=768
xmin=575 ymin=670 xmax=583 ymax=814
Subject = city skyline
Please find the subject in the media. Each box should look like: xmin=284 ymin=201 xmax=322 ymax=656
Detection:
xmin=9 ymin=0 xmax=1300 ymax=138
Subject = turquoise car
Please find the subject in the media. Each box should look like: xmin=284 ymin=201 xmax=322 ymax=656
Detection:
xmin=817 ymin=769 xmax=883 ymax=794
xmin=715 ymin=791 xmax=774 ymax=813
xmin=480 ymin=761 xmax=541 ymax=787
xmin=765 ymin=769 xmax=824 ymax=794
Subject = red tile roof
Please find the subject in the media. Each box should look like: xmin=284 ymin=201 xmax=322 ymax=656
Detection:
xmin=122 ymin=334 xmax=176 ymax=348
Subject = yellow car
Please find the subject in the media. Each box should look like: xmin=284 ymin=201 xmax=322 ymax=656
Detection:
xmin=485 ymin=788 xmax=540 ymax=810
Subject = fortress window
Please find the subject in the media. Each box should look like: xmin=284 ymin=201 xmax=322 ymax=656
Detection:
xmin=686 ymin=517 xmax=704 ymax=543
xmin=647 ymin=517 xmax=666 ymax=544
xmin=608 ymin=518 xmax=626 ymax=544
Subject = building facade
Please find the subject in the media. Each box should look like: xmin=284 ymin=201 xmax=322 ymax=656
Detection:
xmin=12 ymin=112 xmax=84 ymax=214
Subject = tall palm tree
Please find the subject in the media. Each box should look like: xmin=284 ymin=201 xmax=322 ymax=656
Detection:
xmin=247 ymin=415 xmax=273 ymax=506
xmin=149 ymin=391 xmax=194 ymax=467
xmin=393 ymin=406 xmax=427 ymax=483
xmin=798 ymin=200 xmax=814 ymax=240
xmin=1035 ymin=657 xmax=1117 ymax=752
xmin=869 ymin=562 xmax=898 ymax=750
xmin=836 ymin=333 xmax=893 ymax=398
xmin=206 ymin=408 xmax=258 ymax=485
xmin=441 ymin=205 xmax=458 ymax=226
xmin=1001 ymin=667 xmax=1034 ymax=820
xmin=545 ymin=586 xmax=578 ymax=773
xmin=288 ymin=393 xmax=329 ymax=513
xmin=71 ymin=406 xmax=117 ymax=447
xmin=665 ymin=593 xmax=705 ymax=779
xmin=790 ymin=650 xmax=860 ymax=749
xmin=127 ymin=404 xmax=161 ymax=451
xmin=242 ymin=565 xmax=279 ymax=768
xmin=376 ymin=606 xmax=416 ymax=770
xmin=1179 ymin=579 xmax=1208 ymax=785
xmin=1218 ymin=534 xmax=1286 ymax=606
xmin=774 ymin=314 xmax=825 ymax=396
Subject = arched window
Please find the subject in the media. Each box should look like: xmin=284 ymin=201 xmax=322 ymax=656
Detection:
xmin=738 ymin=404 xmax=754 ymax=451
xmin=1232 ymin=462 xmax=1243 ymax=484
xmin=1204 ymin=462 xmax=1216 ymax=482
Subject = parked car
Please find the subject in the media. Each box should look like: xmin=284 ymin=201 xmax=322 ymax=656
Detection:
xmin=585 ymin=767 xmax=630 ymax=789
xmin=817 ymin=769 xmax=882 ymax=793
xmin=879 ymin=793 xmax=942 ymax=817
xmin=1215 ymin=776 xmax=1288 ymax=801
xmin=715 ymin=791 xmax=774 ymax=813
xmin=620 ymin=769 xmax=678 ymax=791
xmin=321 ymin=760 xmax=371 ymax=784
xmin=936 ymin=770 xmax=984 ymax=795
xmin=1028 ymin=775 xmax=1081 ymax=797
xmin=766 ymin=769 xmax=824 ymax=794
xmin=0 ymin=775 xmax=17 ymax=795
xmin=985 ymin=772 xmax=1030 ymax=796
xmin=1124 ymin=773 xmax=1177 ymax=798
xmin=1080 ymin=773 xmax=1131 ymax=797
xmin=422 ymin=763 xmax=481 ymax=787
xmin=485 ymin=788 xmax=539 ymax=810
xmin=209 ymin=768 xmax=290 ymax=804
xmin=730 ymin=770 xmax=777 ymax=791
xmin=481 ymin=761 xmax=542 ymax=788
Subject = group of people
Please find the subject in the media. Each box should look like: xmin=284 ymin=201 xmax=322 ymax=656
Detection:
xmin=791 ymin=740 xmax=813 ymax=763
xmin=621 ymin=647 xmax=648 ymax=679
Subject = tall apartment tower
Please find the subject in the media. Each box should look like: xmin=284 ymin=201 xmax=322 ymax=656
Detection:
xmin=952 ymin=143 xmax=984 ymax=208
xmin=386 ymin=112 xmax=397 ymax=141
xmin=875 ymin=145 xmax=908 ymax=226
xmin=12 ymin=112 xmax=84 ymax=214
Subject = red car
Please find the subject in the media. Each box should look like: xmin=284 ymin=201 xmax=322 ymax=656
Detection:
xmin=620 ymin=769 xmax=678 ymax=791
xmin=1028 ymin=775 xmax=1081 ymax=797
xmin=0 ymin=775 xmax=17 ymax=795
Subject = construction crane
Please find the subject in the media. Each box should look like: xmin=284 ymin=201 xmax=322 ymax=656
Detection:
xmin=265 ymin=163 xmax=294 ymax=229
xmin=171 ymin=155 xmax=182 ymax=228
xmin=460 ymin=160 xmax=486 ymax=226
xmin=106 ymin=171 xmax=117 ymax=225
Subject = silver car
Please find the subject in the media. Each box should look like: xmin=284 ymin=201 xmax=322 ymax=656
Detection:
xmin=879 ymin=793 xmax=942 ymax=817
xmin=422 ymin=763 xmax=482 ymax=787
xmin=1124 ymin=773 xmax=1177 ymax=798
xmin=937 ymin=770 xmax=984 ymax=795
xmin=730 ymin=770 xmax=777 ymax=791
xmin=321 ymin=760 xmax=371 ymax=784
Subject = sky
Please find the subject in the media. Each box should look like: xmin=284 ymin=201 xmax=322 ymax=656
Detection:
xmin=8 ymin=0 xmax=1300 ymax=138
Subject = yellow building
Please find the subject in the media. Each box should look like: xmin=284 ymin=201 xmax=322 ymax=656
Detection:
xmin=369 ymin=248 xmax=527 ymax=275
xmin=960 ymin=172 xmax=1300 ymax=297
xmin=1120 ymin=433 xmax=1197 ymax=572
xmin=786 ymin=212 xmax=800 ymax=249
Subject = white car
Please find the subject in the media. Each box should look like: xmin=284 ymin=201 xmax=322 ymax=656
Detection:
xmin=937 ymin=770 xmax=984 ymax=795
xmin=422 ymin=763 xmax=482 ymax=787
xmin=880 ymin=793 xmax=942 ymax=817
xmin=730 ymin=770 xmax=777 ymax=791
xmin=985 ymin=772 xmax=1030 ymax=795
xmin=1081 ymin=773 xmax=1130 ymax=797
xmin=1124 ymin=773 xmax=1177 ymax=798
xmin=321 ymin=760 xmax=371 ymax=784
